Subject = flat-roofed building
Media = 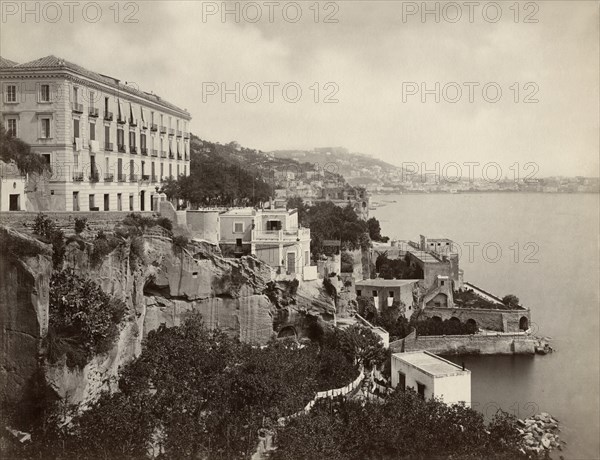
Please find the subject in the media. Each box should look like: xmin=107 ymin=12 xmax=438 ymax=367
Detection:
xmin=391 ymin=351 xmax=471 ymax=406
xmin=355 ymin=278 xmax=419 ymax=318
xmin=0 ymin=55 xmax=191 ymax=212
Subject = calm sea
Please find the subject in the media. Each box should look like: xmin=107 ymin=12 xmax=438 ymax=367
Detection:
xmin=371 ymin=193 xmax=600 ymax=460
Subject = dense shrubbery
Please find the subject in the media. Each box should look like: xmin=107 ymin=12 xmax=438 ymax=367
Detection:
xmin=46 ymin=270 xmax=128 ymax=367
xmin=23 ymin=315 xmax=360 ymax=459
xmin=74 ymin=217 xmax=87 ymax=234
xmin=32 ymin=213 xmax=65 ymax=269
xmin=375 ymin=252 xmax=423 ymax=279
xmin=340 ymin=251 xmax=354 ymax=273
xmin=1 ymin=125 xmax=51 ymax=175
xmin=415 ymin=316 xmax=477 ymax=336
xmin=273 ymin=389 xmax=527 ymax=460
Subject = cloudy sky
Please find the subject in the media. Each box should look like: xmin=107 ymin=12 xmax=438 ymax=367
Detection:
xmin=2 ymin=1 xmax=598 ymax=177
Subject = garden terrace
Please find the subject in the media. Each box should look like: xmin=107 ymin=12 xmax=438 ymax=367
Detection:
xmin=454 ymin=288 xmax=522 ymax=311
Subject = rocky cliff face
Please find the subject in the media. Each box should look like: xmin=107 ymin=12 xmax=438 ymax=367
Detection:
xmin=0 ymin=227 xmax=52 ymax=408
xmin=1 ymin=227 xmax=337 ymax=409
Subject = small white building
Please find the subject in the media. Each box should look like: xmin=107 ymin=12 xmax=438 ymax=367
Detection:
xmin=391 ymin=351 xmax=471 ymax=406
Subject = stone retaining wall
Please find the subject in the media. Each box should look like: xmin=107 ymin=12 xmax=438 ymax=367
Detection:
xmin=390 ymin=331 xmax=537 ymax=355
xmin=421 ymin=305 xmax=530 ymax=333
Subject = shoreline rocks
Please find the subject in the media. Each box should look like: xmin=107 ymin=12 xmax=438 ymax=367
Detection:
xmin=518 ymin=412 xmax=563 ymax=455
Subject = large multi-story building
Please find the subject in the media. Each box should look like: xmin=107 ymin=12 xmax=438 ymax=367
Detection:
xmin=0 ymin=55 xmax=191 ymax=212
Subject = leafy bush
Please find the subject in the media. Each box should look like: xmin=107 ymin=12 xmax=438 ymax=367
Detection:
xmin=155 ymin=216 xmax=173 ymax=232
xmin=323 ymin=276 xmax=337 ymax=298
xmin=172 ymin=234 xmax=189 ymax=252
xmin=90 ymin=231 xmax=119 ymax=267
xmin=32 ymin=213 xmax=65 ymax=268
xmin=273 ymin=390 xmax=527 ymax=460
xmin=47 ymin=270 xmax=127 ymax=367
xmin=74 ymin=217 xmax=87 ymax=234
xmin=414 ymin=317 xmax=477 ymax=336
xmin=341 ymin=251 xmax=354 ymax=273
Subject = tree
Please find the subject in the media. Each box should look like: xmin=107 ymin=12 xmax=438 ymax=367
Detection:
xmin=286 ymin=197 xmax=309 ymax=226
xmin=336 ymin=324 xmax=388 ymax=369
xmin=0 ymin=125 xmax=51 ymax=175
xmin=502 ymin=294 xmax=520 ymax=308
xmin=366 ymin=217 xmax=388 ymax=242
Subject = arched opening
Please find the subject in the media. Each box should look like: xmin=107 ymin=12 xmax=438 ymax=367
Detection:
xmin=431 ymin=316 xmax=442 ymax=322
xmin=466 ymin=318 xmax=477 ymax=334
xmin=519 ymin=316 xmax=529 ymax=331
xmin=278 ymin=326 xmax=297 ymax=339
xmin=449 ymin=316 xmax=460 ymax=324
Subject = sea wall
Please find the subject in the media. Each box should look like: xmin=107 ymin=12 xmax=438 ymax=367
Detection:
xmin=421 ymin=306 xmax=531 ymax=333
xmin=390 ymin=331 xmax=537 ymax=355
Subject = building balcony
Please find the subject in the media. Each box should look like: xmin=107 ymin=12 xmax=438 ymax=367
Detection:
xmin=251 ymin=227 xmax=310 ymax=243
xmin=160 ymin=126 xmax=167 ymax=134
xmin=169 ymin=152 xmax=174 ymax=159
xmin=141 ymin=147 xmax=148 ymax=156
xmin=168 ymin=128 xmax=175 ymax=136
xmin=176 ymin=130 xmax=182 ymax=137
xmin=130 ymin=146 xmax=138 ymax=154
xmin=118 ymin=144 xmax=126 ymax=153
xmin=151 ymin=149 xmax=158 ymax=157
xmin=73 ymin=172 xmax=84 ymax=182
xmin=89 ymin=173 xmax=100 ymax=183
xmin=183 ymin=132 xmax=189 ymax=139
xmin=129 ymin=175 xmax=138 ymax=182
xmin=104 ymin=174 xmax=114 ymax=182
xmin=177 ymin=154 xmax=182 ymax=160
xmin=117 ymin=117 xmax=127 ymax=125
xmin=141 ymin=122 xmax=148 ymax=130
xmin=160 ymin=151 xmax=167 ymax=158
xmin=72 ymin=102 xmax=84 ymax=113
xmin=141 ymin=174 xmax=150 ymax=183
xmin=104 ymin=111 xmax=113 ymax=121
xmin=151 ymin=123 xmax=158 ymax=131
xmin=89 ymin=107 xmax=99 ymax=117
xmin=129 ymin=119 xmax=137 ymax=127
xmin=105 ymin=142 xmax=114 ymax=152
xmin=118 ymin=174 xmax=127 ymax=182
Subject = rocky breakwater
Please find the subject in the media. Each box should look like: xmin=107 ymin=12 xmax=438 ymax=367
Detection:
xmin=518 ymin=412 xmax=563 ymax=456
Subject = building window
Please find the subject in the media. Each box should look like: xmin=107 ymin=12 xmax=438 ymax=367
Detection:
xmin=89 ymin=122 xmax=96 ymax=141
xmin=73 ymin=86 xmax=79 ymax=104
xmin=129 ymin=193 xmax=134 ymax=211
xmin=440 ymin=280 xmax=445 ymax=286
xmin=234 ymin=222 xmax=244 ymax=233
xmin=169 ymin=164 xmax=172 ymax=178
xmin=89 ymin=91 xmax=95 ymax=108
xmin=89 ymin=194 xmax=95 ymax=210
xmin=389 ymin=291 xmax=395 ymax=298
xmin=372 ymin=290 xmax=378 ymax=297
xmin=6 ymin=119 xmax=17 ymax=137
xmin=41 ymin=118 xmax=51 ymax=138
xmin=5 ymin=84 xmax=17 ymax=103
xmin=73 ymin=119 xmax=80 ymax=139
xmin=417 ymin=382 xmax=426 ymax=400
xmin=356 ymin=289 xmax=362 ymax=297
xmin=160 ymin=163 xmax=164 ymax=179
xmin=117 ymin=193 xmax=122 ymax=211
xmin=40 ymin=84 xmax=50 ymax=102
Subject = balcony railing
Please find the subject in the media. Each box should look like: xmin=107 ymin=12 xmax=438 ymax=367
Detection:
xmin=183 ymin=132 xmax=189 ymax=139
xmin=141 ymin=147 xmax=148 ymax=156
xmin=104 ymin=111 xmax=113 ymax=121
xmin=118 ymin=144 xmax=126 ymax=153
xmin=73 ymin=172 xmax=84 ymax=182
xmin=117 ymin=117 xmax=127 ymax=125
xmin=141 ymin=121 xmax=148 ymax=130
xmin=151 ymin=149 xmax=158 ymax=157
xmin=160 ymin=151 xmax=167 ymax=158
xmin=89 ymin=173 xmax=100 ymax=183
xmin=176 ymin=130 xmax=182 ymax=137
xmin=72 ymin=102 xmax=83 ymax=113
xmin=168 ymin=128 xmax=175 ymax=136
xmin=89 ymin=107 xmax=99 ymax=117
xmin=169 ymin=152 xmax=174 ymax=159
xmin=129 ymin=175 xmax=138 ymax=182
xmin=177 ymin=154 xmax=182 ymax=160
xmin=141 ymin=174 xmax=150 ymax=182
xmin=151 ymin=123 xmax=158 ymax=131
xmin=130 ymin=146 xmax=137 ymax=154
xmin=118 ymin=174 xmax=127 ymax=182
xmin=104 ymin=174 xmax=114 ymax=182
xmin=129 ymin=119 xmax=137 ymax=127
xmin=160 ymin=126 xmax=167 ymax=134
xmin=252 ymin=228 xmax=310 ymax=242
xmin=105 ymin=142 xmax=114 ymax=151
xmin=151 ymin=175 xmax=158 ymax=183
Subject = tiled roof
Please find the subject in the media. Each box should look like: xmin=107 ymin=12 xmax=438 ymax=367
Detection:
xmin=0 ymin=57 xmax=19 ymax=68
xmin=3 ymin=55 xmax=189 ymax=117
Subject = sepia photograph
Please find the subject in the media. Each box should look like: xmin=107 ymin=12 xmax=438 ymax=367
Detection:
xmin=0 ymin=1 xmax=599 ymax=459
